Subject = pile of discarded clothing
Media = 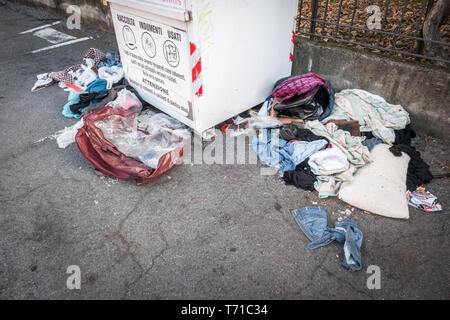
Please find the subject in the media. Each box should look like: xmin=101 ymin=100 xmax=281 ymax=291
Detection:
xmin=32 ymin=48 xmax=190 ymax=184
xmin=244 ymin=72 xmax=446 ymax=272
xmin=249 ymin=72 xmax=442 ymax=219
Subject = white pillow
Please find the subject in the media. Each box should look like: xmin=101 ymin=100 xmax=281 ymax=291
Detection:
xmin=338 ymin=144 xmax=410 ymax=219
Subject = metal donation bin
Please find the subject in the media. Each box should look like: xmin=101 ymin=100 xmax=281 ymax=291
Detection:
xmin=107 ymin=0 xmax=298 ymax=135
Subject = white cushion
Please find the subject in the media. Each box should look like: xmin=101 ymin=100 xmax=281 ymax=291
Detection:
xmin=338 ymin=144 xmax=410 ymax=219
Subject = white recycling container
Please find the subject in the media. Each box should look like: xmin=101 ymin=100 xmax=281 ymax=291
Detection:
xmin=107 ymin=0 xmax=298 ymax=136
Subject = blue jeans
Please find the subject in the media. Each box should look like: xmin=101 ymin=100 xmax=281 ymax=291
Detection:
xmin=279 ymin=139 xmax=328 ymax=172
xmin=252 ymin=131 xmax=327 ymax=172
xmin=292 ymin=206 xmax=363 ymax=272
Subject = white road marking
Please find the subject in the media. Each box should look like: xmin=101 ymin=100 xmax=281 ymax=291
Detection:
xmin=33 ymin=27 xmax=76 ymax=44
xmin=30 ymin=37 xmax=92 ymax=54
xmin=19 ymin=21 xmax=61 ymax=34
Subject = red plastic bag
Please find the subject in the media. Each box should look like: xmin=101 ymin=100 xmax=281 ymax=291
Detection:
xmin=75 ymin=106 xmax=183 ymax=185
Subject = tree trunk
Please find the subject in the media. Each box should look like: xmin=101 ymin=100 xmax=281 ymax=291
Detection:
xmin=423 ymin=0 xmax=450 ymax=67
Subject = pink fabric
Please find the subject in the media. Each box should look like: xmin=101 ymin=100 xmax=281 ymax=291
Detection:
xmin=271 ymin=73 xmax=329 ymax=103
xmin=122 ymin=94 xmax=141 ymax=111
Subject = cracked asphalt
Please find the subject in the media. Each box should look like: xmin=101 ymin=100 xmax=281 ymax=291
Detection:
xmin=0 ymin=2 xmax=449 ymax=299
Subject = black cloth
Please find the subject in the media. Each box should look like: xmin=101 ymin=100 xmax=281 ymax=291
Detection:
xmin=361 ymin=131 xmax=375 ymax=139
xmin=275 ymin=103 xmax=320 ymax=120
xmin=69 ymin=91 xmax=109 ymax=114
xmin=394 ymin=124 xmax=416 ymax=145
xmin=280 ymin=122 xmax=328 ymax=142
xmin=283 ymin=159 xmax=316 ymax=191
xmin=361 ymin=125 xmax=416 ymax=146
xmin=82 ymin=88 xmax=118 ymax=115
xmin=389 ymin=144 xmax=433 ymax=191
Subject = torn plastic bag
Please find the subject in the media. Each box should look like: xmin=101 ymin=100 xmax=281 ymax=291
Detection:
xmin=75 ymin=106 xmax=185 ymax=185
xmin=72 ymin=59 xmax=97 ymax=89
xmin=247 ymin=111 xmax=283 ymax=130
xmin=251 ymin=97 xmax=283 ymax=128
xmin=55 ymin=119 xmax=84 ymax=148
xmin=240 ymin=98 xmax=282 ymax=133
xmin=31 ymin=73 xmax=53 ymax=92
xmin=98 ymin=66 xmax=124 ymax=89
xmin=137 ymin=112 xmax=189 ymax=132
xmin=95 ymin=110 xmax=190 ymax=169
xmin=107 ymin=88 xmax=142 ymax=112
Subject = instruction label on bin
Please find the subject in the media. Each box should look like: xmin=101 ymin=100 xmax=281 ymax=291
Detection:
xmin=112 ymin=9 xmax=192 ymax=119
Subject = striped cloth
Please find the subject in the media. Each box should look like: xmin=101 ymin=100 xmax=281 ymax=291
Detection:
xmin=31 ymin=48 xmax=106 ymax=91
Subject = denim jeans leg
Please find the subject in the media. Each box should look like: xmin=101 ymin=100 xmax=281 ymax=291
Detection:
xmin=291 ymin=206 xmax=328 ymax=243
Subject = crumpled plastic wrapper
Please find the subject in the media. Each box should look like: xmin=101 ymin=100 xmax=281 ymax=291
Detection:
xmin=95 ymin=109 xmax=191 ymax=169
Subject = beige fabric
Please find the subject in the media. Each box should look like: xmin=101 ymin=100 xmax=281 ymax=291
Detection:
xmin=338 ymin=144 xmax=410 ymax=219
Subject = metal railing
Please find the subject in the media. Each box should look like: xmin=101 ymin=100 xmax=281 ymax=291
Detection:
xmin=296 ymin=0 xmax=449 ymax=65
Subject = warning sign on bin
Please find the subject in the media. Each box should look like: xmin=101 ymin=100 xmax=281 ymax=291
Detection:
xmin=113 ymin=10 xmax=192 ymax=119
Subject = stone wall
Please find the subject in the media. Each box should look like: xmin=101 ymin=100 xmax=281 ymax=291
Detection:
xmin=292 ymin=39 xmax=450 ymax=141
